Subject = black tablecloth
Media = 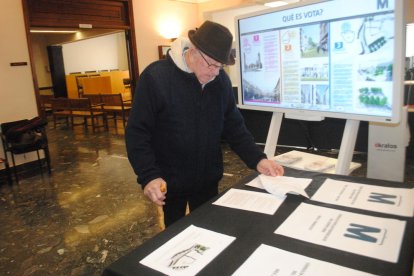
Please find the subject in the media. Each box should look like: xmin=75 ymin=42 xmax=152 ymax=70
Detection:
xmin=103 ymin=167 xmax=414 ymax=276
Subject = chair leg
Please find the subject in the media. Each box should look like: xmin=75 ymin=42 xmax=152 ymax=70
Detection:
xmin=113 ymin=113 xmax=117 ymax=127
xmin=91 ymin=116 xmax=96 ymax=133
xmin=5 ymin=161 xmax=12 ymax=185
xmin=44 ymin=147 xmax=52 ymax=174
xmin=122 ymin=112 xmax=127 ymax=128
xmin=104 ymin=114 xmax=108 ymax=130
xmin=10 ymin=153 xmax=18 ymax=183
xmin=36 ymin=150 xmax=44 ymax=177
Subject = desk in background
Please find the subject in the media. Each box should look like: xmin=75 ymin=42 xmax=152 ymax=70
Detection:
xmin=65 ymin=71 xmax=130 ymax=99
xmin=82 ymin=76 xmax=111 ymax=94
xmin=103 ymin=168 xmax=414 ymax=276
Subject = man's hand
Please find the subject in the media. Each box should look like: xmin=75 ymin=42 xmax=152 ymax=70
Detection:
xmin=143 ymin=178 xmax=167 ymax=206
xmin=256 ymin=159 xmax=284 ymax=177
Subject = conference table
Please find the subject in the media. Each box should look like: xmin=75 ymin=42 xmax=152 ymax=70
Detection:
xmin=103 ymin=167 xmax=414 ymax=276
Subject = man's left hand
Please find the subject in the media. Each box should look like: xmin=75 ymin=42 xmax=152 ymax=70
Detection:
xmin=256 ymin=159 xmax=284 ymax=176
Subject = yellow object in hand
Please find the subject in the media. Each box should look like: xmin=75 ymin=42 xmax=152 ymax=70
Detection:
xmin=160 ymin=183 xmax=167 ymax=193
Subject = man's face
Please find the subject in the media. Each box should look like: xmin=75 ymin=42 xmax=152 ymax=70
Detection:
xmin=192 ymin=49 xmax=223 ymax=85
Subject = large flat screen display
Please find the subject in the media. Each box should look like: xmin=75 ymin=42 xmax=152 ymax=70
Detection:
xmin=236 ymin=0 xmax=405 ymax=122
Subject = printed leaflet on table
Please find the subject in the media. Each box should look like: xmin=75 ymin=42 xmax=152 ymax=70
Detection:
xmin=311 ymin=178 xmax=414 ymax=217
xmin=140 ymin=225 xmax=235 ymax=276
xmin=274 ymin=203 xmax=406 ymax=263
xmin=232 ymin=244 xmax=375 ymax=276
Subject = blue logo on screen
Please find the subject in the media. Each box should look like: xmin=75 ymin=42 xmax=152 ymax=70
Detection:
xmin=334 ymin=42 xmax=343 ymax=50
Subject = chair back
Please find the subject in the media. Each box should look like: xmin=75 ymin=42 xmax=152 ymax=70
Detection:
xmin=1 ymin=119 xmax=28 ymax=135
xmin=69 ymin=98 xmax=92 ymax=111
xmin=75 ymin=75 xmax=88 ymax=97
xmin=100 ymin=93 xmax=123 ymax=107
xmin=39 ymin=95 xmax=54 ymax=110
xmin=75 ymin=75 xmax=88 ymax=89
xmin=51 ymin=98 xmax=71 ymax=111
xmin=83 ymin=94 xmax=102 ymax=105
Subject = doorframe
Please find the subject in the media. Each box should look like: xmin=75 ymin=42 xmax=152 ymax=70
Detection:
xmin=21 ymin=0 xmax=139 ymax=117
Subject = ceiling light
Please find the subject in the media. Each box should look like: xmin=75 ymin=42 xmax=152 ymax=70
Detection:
xmin=264 ymin=1 xmax=288 ymax=7
xmin=30 ymin=30 xmax=78 ymax=34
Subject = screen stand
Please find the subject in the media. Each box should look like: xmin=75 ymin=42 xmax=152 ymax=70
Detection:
xmin=335 ymin=119 xmax=360 ymax=175
xmin=264 ymin=112 xmax=283 ymax=158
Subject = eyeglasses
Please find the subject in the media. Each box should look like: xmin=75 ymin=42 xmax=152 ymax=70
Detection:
xmin=198 ymin=50 xmax=224 ymax=70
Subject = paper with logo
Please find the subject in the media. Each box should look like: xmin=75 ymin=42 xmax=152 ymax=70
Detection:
xmin=274 ymin=203 xmax=406 ymax=263
xmin=213 ymin=188 xmax=285 ymax=215
xmin=311 ymin=178 xmax=414 ymax=217
xmin=258 ymin=175 xmax=311 ymax=198
xmin=140 ymin=225 xmax=235 ymax=276
xmin=232 ymin=244 xmax=376 ymax=276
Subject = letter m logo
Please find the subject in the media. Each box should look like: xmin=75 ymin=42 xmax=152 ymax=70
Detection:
xmin=377 ymin=0 xmax=388 ymax=9
xmin=344 ymin=223 xmax=380 ymax=243
xmin=368 ymin=192 xmax=397 ymax=205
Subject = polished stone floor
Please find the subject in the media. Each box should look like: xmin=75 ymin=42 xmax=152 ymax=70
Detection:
xmin=0 ymin=118 xmax=413 ymax=275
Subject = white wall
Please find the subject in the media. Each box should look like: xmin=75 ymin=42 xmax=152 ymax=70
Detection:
xmin=62 ymin=32 xmax=128 ymax=73
xmin=31 ymin=35 xmax=54 ymax=88
xmin=132 ymin=0 xmax=199 ymax=72
xmin=0 ymin=0 xmax=38 ymax=124
xmin=0 ymin=0 xmax=39 ymax=164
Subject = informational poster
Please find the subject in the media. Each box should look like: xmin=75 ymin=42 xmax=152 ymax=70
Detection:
xmin=240 ymin=31 xmax=281 ymax=104
xmin=275 ymin=203 xmax=406 ymax=263
xmin=237 ymin=0 xmax=399 ymax=121
xmin=232 ymin=244 xmax=375 ymax=276
xmin=140 ymin=225 xmax=235 ymax=276
xmin=311 ymin=178 xmax=414 ymax=217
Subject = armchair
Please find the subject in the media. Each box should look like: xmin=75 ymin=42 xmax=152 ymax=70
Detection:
xmin=1 ymin=117 xmax=51 ymax=183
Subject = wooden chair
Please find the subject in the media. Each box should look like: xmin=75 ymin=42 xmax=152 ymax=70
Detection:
xmin=39 ymin=94 xmax=54 ymax=115
xmin=75 ymin=75 xmax=88 ymax=98
xmin=1 ymin=117 xmax=51 ymax=183
xmin=82 ymin=94 xmax=102 ymax=106
xmin=123 ymin=78 xmax=131 ymax=92
xmin=69 ymin=98 xmax=108 ymax=132
xmin=99 ymin=93 xmax=131 ymax=128
xmin=51 ymin=98 xmax=72 ymax=128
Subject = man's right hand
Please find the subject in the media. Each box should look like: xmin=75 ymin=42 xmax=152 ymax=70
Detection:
xmin=143 ymin=178 xmax=167 ymax=206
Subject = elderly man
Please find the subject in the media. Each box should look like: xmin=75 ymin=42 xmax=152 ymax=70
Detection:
xmin=126 ymin=20 xmax=284 ymax=227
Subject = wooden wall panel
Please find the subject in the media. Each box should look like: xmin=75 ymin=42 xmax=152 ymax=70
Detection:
xmin=26 ymin=0 xmax=129 ymax=29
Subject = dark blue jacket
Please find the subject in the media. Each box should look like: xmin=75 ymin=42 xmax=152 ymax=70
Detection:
xmin=125 ymin=55 xmax=266 ymax=196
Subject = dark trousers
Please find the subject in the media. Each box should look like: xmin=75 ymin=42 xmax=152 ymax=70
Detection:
xmin=163 ymin=186 xmax=218 ymax=227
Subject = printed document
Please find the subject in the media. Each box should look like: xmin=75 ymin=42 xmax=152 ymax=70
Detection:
xmin=311 ymin=178 xmax=414 ymax=217
xmin=232 ymin=244 xmax=375 ymax=276
xmin=140 ymin=225 xmax=235 ymax=276
xmin=246 ymin=175 xmax=311 ymax=195
xmin=274 ymin=203 xmax=406 ymax=263
xmin=213 ymin=188 xmax=285 ymax=215
xmin=258 ymin=175 xmax=311 ymax=198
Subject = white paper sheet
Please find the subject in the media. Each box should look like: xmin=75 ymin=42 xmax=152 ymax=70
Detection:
xmin=232 ymin=244 xmax=376 ymax=276
xmin=311 ymin=178 xmax=414 ymax=217
xmin=275 ymin=203 xmax=406 ymax=263
xmin=258 ymin=175 xmax=311 ymax=198
xmin=140 ymin=225 xmax=235 ymax=276
xmin=213 ymin=188 xmax=285 ymax=215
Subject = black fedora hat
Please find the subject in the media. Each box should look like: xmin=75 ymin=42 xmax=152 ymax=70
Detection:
xmin=188 ymin=20 xmax=235 ymax=65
